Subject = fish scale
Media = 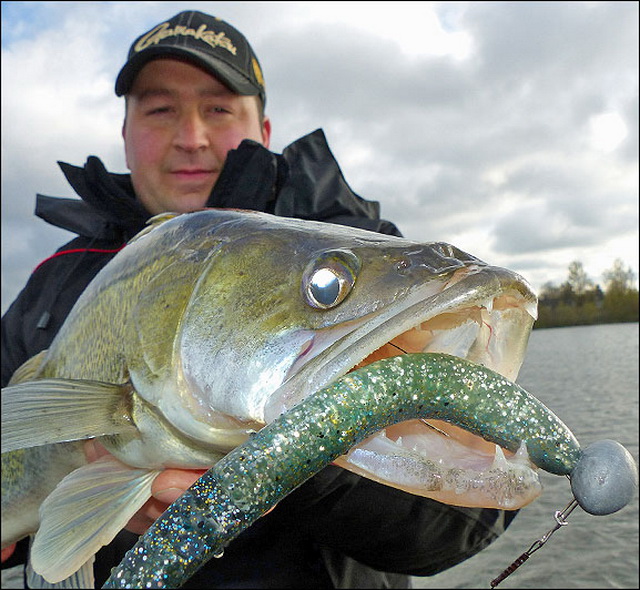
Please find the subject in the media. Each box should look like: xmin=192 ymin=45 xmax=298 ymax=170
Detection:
xmin=104 ymin=352 xmax=582 ymax=588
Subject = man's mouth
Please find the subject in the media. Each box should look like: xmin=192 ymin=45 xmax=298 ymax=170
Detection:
xmin=171 ymin=169 xmax=217 ymax=181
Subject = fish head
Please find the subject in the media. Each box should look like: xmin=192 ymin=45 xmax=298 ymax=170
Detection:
xmin=131 ymin=210 xmax=538 ymax=509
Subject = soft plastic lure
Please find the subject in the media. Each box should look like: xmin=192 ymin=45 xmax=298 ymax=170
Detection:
xmin=103 ymin=352 xmax=633 ymax=589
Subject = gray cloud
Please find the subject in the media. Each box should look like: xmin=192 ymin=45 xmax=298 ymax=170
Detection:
xmin=2 ymin=2 xmax=638 ymax=313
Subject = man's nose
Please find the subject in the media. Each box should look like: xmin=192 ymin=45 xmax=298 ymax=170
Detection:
xmin=173 ymin=112 xmax=210 ymax=151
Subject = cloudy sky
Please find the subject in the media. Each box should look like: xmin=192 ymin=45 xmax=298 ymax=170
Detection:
xmin=2 ymin=1 xmax=638 ymax=313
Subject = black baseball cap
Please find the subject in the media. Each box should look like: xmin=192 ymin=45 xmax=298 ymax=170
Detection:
xmin=115 ymin=11 xmax=266 ymax=106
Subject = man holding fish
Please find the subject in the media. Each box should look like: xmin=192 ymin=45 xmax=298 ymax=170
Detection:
xmin=2 ymin=10 xmax=519 ymax=588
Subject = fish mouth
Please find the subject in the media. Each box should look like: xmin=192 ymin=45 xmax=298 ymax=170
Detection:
xmin=266 ymin=264 xmax=540 ymax=510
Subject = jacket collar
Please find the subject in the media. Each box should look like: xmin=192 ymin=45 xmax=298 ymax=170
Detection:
xmin=208 ymin=128 xmax=381 ymax=222
xmin=35 ymin=129 xmax=382 ymax=240
xmin=36 ymin=156 xmax=148 ymax=241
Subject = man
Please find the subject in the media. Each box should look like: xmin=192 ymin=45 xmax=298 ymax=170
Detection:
xmin=2 ymin=10 xmax=516 ymax=588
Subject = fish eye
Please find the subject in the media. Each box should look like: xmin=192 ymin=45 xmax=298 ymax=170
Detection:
xmin=303 ymin=250 xmax=360 ymax=310
xmin=309 ymin=268 xmax=342 ymax=307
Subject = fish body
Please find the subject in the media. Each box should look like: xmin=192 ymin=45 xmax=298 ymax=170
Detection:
xmin=3 ymin=208 xmax=542 ymax=585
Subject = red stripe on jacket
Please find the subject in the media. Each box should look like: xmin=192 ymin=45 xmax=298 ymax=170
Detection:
xmin=33 ymin=246 xmax=126 ymax=273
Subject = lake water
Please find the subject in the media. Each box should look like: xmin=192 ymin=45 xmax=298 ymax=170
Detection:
xmin=413 ymin=323 xmax=639 ymax=589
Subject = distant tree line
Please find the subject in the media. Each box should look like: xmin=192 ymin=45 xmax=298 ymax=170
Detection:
xmin=534 ymin=259 xmax=639 ymax=329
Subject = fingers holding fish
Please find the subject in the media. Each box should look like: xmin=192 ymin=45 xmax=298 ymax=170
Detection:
xmin=1 ymin=543 xmax=16 ymax=563
xmin=151 ymin=469 xmax=208 ymax=506
xmin=84 ymin=438 xmax=112 ymax=463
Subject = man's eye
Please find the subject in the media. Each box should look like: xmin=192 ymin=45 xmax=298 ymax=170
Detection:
xmin=147 ymin=106 xmax=173 ymax=115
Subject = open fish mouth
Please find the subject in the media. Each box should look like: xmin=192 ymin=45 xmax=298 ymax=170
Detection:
xmin=266 ymin=263 xmax=540 ymax=510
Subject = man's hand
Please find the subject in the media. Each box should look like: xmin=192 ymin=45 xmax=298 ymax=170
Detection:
xmin=1 ymin=544 xmax=16 ymax=563
xmin=83 ymin=439 xmax=206 ymax=535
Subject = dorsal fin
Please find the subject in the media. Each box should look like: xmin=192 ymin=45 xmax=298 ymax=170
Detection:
xmin=127 ymin=212 xmax=181 ymax=245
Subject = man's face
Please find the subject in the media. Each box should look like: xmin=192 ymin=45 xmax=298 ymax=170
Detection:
xmin=123 ymin=58 xmax=271 ymax=215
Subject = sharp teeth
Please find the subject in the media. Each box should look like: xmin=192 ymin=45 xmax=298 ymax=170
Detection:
xmin=513 ymin=440 xmax=531 ymax=465
xmin=396 ymin=436 xmax=403 ymax=447
xmin=492 ymin=445 xmax=509 ymax=470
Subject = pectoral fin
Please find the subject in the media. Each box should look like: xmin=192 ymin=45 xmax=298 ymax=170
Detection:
xmin=1 ymin=379 xmax=137 ymax=453
xmin=30 ymin=455 xmax=161 ymax=584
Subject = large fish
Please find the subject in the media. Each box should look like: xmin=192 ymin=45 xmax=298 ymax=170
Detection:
xmin=3 ymin=208 xmax=541 ymax=586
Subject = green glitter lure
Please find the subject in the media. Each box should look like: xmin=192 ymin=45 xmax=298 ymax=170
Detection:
xmin=104 ymin=352 xmax=583 ymax=588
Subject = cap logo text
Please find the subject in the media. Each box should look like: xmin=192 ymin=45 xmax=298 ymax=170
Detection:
xmin=135 ymin=22 xmax=237 ymax=55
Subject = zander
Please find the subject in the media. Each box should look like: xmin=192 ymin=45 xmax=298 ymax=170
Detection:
xmin=3 ymin=208 xmax=541 ymax=586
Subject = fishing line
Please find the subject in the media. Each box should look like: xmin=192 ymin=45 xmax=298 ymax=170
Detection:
xmin=490 ymin=490 xmax=579 ymax=588
xmin=388 ymin=342 xmax=408 ymax=354
xmin=388 ymin=342 xmax=450 ymax=438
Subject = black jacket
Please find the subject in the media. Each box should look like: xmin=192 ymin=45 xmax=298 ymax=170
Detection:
xmin=1 ymin=130 xmax=516 ymax=588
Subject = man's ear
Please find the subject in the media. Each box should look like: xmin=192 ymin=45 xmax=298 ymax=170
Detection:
xmin=262 ymin=116 xmax=272 ymax=150
xmin=121 ymin=105 xmax=131 ymax=169
xmin=122 ymin=97 xmax=130 ymax=164
xmin=122 ymin=121 xmax=130 ymax=169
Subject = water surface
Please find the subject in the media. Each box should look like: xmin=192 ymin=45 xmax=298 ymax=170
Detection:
xmin=413 ymin=323 xmax=639 ymax=589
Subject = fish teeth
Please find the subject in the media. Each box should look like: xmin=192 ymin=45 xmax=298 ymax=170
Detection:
xmin=492 ymin=445 xmax=509 ymax=470
xmin=513 ymin=440 xmax=531 ymax=465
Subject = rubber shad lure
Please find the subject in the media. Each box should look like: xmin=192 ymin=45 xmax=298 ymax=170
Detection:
xmin=104 ymin=352 xmax=638 ymax=588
